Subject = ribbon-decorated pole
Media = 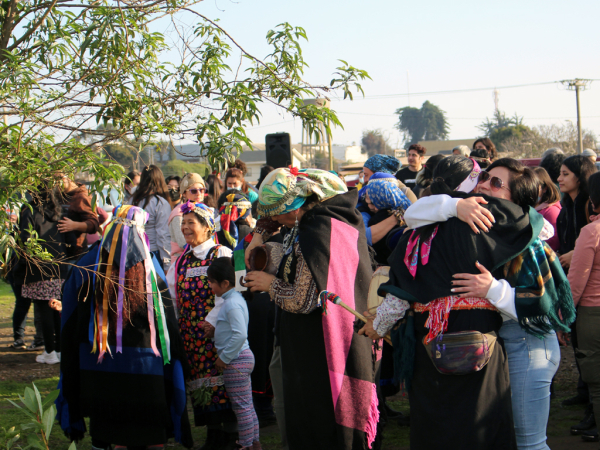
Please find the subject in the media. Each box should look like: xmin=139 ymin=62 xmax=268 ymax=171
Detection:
xmin=319 ymin=291 xmax=393 ymax=346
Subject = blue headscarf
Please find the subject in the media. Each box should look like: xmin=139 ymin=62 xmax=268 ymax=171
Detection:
xmin=366 ymin=178 xmax=412 ymax=211
xmin=358 ymin=172 xmax=396 ymax=204
xmin=364 ymin=154 xmax=400 ymax=175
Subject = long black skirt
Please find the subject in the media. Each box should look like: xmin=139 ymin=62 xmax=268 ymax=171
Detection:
xmin=279 ymin=309 xmax=368 ymax=450
xmin=409 ymin=309 xmax=516 ymax=450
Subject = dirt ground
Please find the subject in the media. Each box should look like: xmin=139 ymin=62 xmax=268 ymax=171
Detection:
xmin=0 ymin=308 xmax=595 ymax=449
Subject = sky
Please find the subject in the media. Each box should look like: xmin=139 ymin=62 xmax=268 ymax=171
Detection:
xmin=169 ymin=0 xmax=600 ymax=148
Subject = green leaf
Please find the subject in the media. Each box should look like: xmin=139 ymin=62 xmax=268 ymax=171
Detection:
xmin=42 ymin=404 xmax=56 ymax=440
xmin=22 ymin=388 xmax=37 ymax=414
xmin=32 ymin=383 xmax=43 ymax=418
xmin=68 ymin=441 xmax=77 ymax=450
xmin=27 ymin=433 xmax=45 ymax=450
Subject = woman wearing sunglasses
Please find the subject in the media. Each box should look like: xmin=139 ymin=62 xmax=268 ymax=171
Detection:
xmin=362 ymin=157 xmax=575 ymax=450
xmin=168 ymin=173 xmax=207 ymax=266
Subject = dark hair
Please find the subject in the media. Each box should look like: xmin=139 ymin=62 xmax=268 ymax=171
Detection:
xmin=471 ymin=156 xmax=491 ymax=169
xmin=256 ymin=165 xmax=274 ymax=189
xmin=470 ymin=148 xmax=489 ymax=159
xmin=533 ymin=167 xmax=561 ymax=205
xmin=204 ymin=174 xmax=222 ymax=209
xmin=206 ymin=257 xmax=236 ymax=287
xmin=418 ymin=154 xmax=445 ymax=187
xmin=429 ymin=155 xmax=474 ymax=195
xmin=227 ymin=159 xmax=247 ymax=175
xmin=165 ymin=175 xmax=181 ymax=186
xmin=408 ymin=144 xmax=426 ymax=156
xmin=539 ymin=152 xmax=565 ymax=184
xmin=487 ymin=158 xmax=539 ymax=208
xmin=588 ymin=172 xmax=600 ymax=210
xmin=31 ymin=182 xmax=62 ymax=222
xmin=562 ymin=155 xmax=597 ymax=199
xmin=225 ymin=168 xmax=249 ymax=194
xmin=124 ymin=170 xmax=140 ymax=187
xmin=131 ymin=165 xmax=169 ymax=208
xmin=473 ymin=138 xmax=497 ymax=161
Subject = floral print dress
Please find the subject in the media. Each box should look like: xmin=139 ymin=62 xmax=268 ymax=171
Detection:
xmin=176 ymin=244 xmax=233 ymax=424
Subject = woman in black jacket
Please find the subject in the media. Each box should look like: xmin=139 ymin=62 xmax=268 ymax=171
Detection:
xmin=15 ymin=184 xmax=72 ymax=364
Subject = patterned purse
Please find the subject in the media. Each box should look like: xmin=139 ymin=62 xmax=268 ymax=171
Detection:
xmin=424 ymin=331 xmax=497 ymax=375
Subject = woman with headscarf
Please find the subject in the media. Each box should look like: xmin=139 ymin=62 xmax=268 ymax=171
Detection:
xmin=362 ymin=154 xmax=400 ymax=183
xmin=168 ymin=173 xmax=206 ymax=266
xmin=57 ymin=205 xmax=192 ymax=450
xmin=166 ymin=201 xmax=237 ymax=448
xmin=217 ymin=190 xmax=253 ymax=251
xmin=243 ymin=168 xmax=379 ymax=450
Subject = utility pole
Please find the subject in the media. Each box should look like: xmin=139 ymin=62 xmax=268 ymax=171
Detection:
xmin=561 ymin=79 xmax=592 ymax=154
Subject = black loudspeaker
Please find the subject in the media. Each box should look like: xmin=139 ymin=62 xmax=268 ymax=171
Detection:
xmin=265 ymin=133 xmax=292 ymax=169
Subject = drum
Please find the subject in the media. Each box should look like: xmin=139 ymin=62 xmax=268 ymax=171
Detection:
xmin=367 ymin=266 xmax=390 ymax=315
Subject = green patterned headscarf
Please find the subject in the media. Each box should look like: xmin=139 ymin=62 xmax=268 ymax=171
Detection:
xmin=257 ymin=167 xmax=348 ymax=217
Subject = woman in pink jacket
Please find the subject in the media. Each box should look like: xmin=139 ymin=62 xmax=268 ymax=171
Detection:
xmin=534 ymin=167 xmax=562 ymax=252
xmin=568 ymin=171 xmax=600 ymax=442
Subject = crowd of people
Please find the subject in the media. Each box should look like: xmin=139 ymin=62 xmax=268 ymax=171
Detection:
xmin=3 ymin=142 xmax=600 ymax=450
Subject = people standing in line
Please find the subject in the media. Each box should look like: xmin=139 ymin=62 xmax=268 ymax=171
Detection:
xmin=244 ymin=168 xmax=379 ymax=450
xmin=166 ymin=175 xmax=182 ymax=210
xmin=56 ymin=174 xmax=99 ymax=259
xmin=412 ymin=154 xmax=445 ymax=198
xmin=168 ymin=173 xmax=206 ymax=265
xmin=166 ymin=201 xmax=236 ymax=449
xmin=15 ymin=184 xmax=74 ymax=364
xmin=225 ymin=168 xmax=258 ymax=204
xmin=473 ymin=137 xmax=498 ymax=161
xmin=568 ymin=172 xmax=600 ymax=444
xmin=534 ymin=167 xmax=562 ymax=252
xmin=123 ymin=170 xmax=140 ymax=204
xmin=396 ymin=144 xmax=426 ymax=191
xmin=129 ymin=165 xmax=172 ymax=270
xmin=208 ymin=257 xmax=261 ymax=450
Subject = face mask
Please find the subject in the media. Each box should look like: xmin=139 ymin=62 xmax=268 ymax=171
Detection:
xmin=359 ymin=176 xmax=364 ymax=185
xmin=169 ymin=189 xmax=180 ymax=201
xmin=129 ymin=185 xmax=137 ymax=195
xmin=231 ymin=186 xmax=241 ymax=191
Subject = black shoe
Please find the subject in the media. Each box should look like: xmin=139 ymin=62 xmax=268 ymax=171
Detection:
xmin=26 ymin=341 xmax=44 ymax=351
xmin=571 ymin=412 xmax=596 ymax=435
xmin=581 ymin=428 xmax=599 ymax=442
xmin=385 ymin=402 xmax=403 ymax=420
xmin=9 ymin=340 xmax=26 ymax=350
xmin=563 ymin=394 xmax=590 ymax=407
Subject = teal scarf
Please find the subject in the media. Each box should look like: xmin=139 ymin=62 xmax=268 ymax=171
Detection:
xmin=503 ymin=238 xmax=576 ymax=338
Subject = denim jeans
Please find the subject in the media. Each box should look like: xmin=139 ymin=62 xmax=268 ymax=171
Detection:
xmin=499 ymin=319 xmax=560 ymax=450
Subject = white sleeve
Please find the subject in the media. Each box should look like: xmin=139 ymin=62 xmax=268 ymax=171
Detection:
xmin=404 ymin=195 xmax=460 ymax=228
xmin=205 ymin=297 xmax=224 ymax=326
xmin=166 ymin=262 xmax=177 ymax=300
xmin=216 ymin=245 xmax=233 ymax=258
xmin=372 ymin=294 xmax=411 ymax=337
xmin=539 ymin=218 xmax=555 ymax=241
xmin=485 ymin=278 xmax=518 ymax=321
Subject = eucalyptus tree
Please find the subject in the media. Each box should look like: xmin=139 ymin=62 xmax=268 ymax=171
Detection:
xmin=0 ymin=0 xmax=369 ymax=262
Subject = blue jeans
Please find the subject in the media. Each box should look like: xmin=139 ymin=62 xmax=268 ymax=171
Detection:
xmin=499 ymin=319 xmax=559 ymax=450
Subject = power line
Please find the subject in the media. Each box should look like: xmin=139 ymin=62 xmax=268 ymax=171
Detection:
xmin=335 ymin=111 xmax=600 ymax=120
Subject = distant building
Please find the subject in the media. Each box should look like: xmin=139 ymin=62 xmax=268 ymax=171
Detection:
xmin=331 ymin=145 xmax=368 ymax=164
xmin=236 ymin=143 xmax=306 ymax=183
xmin=417 ymin=139 xmax=475 ymax=155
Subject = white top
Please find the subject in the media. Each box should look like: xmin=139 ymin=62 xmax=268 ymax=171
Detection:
xmin=166 ymin=238 xmax=233 ymax=324
xmin=402 ymin=194 xmax=555 ymax=321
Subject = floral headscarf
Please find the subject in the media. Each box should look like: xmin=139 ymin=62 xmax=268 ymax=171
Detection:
xmin=257 ymin=167 xmax=347 ymax=217
xmin=180 ymin=201 xmax=215 ymax=232
xmin=363 ymin=154 xmax=400 ymax=174
xmin=358 ymin=171 xmax=396 ymax=202
xmin=366 ymin=178 xmax=413 ymax=211
xmin=219 ymin=192 xmax=252 ymax=247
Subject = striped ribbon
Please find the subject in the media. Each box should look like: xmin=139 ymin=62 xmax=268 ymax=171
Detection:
xmin=115 ymin=205 xmax=134 ymax=353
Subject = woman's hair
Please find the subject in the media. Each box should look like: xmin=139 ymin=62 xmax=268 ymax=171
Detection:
xmin=227 ymin=158 xmax=248 ymax=175
xmin=206 ymin=257 xmax=236 ymax=287
xmin=165 ymin=175 xmax=181 ymax=185
xmin=124 ymin=170 xmax=140 ymax=187
xmin=473 ymin=138 xmax=497 ymax=161
xmin=416 ymin=154 xmax=445 ymax=187
xmin=256 ymin=165 xmax=274 ymax=189
xmin=533 ymin=167 xmax=561 ymax=205
xmin=429 ymin=155 xmax=475 ymax=195
xmin=204 ymin=174 xmax=222 ymax=209
xmin=225 ymin=168 xmax=249 ymax=193
xmin=31 ymin=182 xmax=62 ymax=222
xmin=452 ymin=145 xmax=471 ymax=158
xmin=562 ymin=154 xmax=597 ymax=199
xmin=539 ymin=152 xmax=566 ymax=184
xmin=131 ymin=165 xmax=169 ymax=208
xmin=588 ymin=172 xmax=600 ymax=209
xmin=487 ymin=158 xmax=539 ymax=208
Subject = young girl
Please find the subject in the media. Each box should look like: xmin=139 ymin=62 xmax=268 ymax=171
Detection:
xmin=207 ymin=257 xmax=261 ymax=450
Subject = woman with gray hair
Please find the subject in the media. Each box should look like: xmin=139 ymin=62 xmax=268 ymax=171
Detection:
xmin=452 ymin=145 xmax=470 ymax=158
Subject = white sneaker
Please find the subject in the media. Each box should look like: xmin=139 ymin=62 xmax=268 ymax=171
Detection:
xmin=56 ymin=352 xmax=61 ymax=361
xmin=35 ymin=351 xmax=60 ymax=365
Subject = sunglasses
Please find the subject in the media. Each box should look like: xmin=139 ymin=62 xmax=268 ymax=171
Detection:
xmin=187 ymin=188 xmax=205 ymax=195
xmin=478 ymin=171 xmax=510 ymax=192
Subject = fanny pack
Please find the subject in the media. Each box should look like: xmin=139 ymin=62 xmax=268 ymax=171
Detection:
xmin=423 ymin=330 xmax=497 ymax=375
